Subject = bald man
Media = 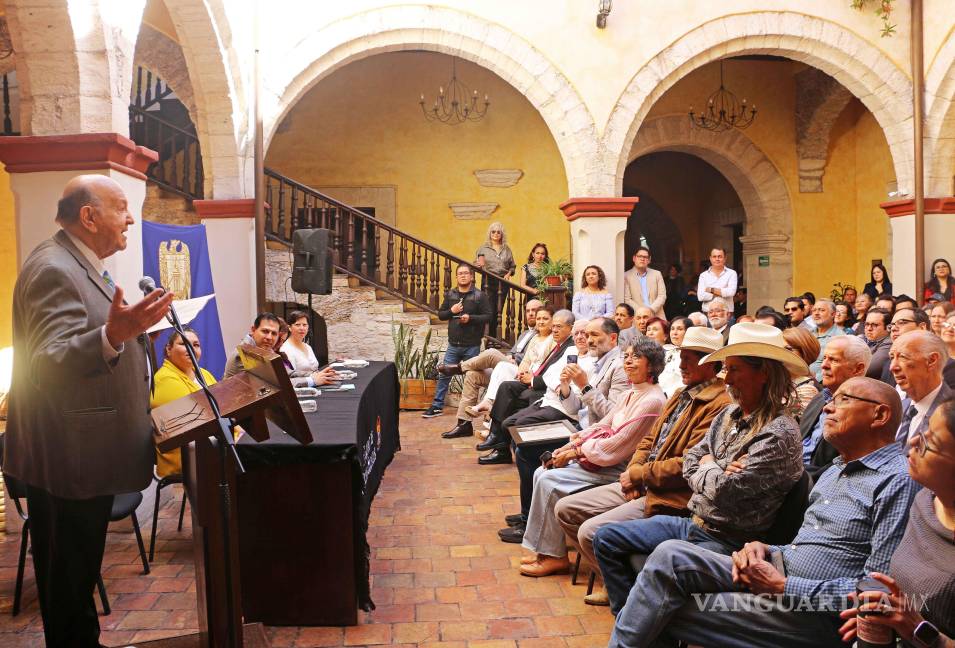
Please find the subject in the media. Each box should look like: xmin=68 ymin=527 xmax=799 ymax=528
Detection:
xmin=7 ymin=175 xmax=174 ymax=645
xmin=889 ymin=330 xmax=953 ymax=443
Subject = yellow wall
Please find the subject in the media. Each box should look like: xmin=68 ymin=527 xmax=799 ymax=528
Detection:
xmin=0 ymin=167 xmax=15 ymax=346
xmin=640 ymin=59 xmax=894 ymax=303
xmin=266 ymin=52 xmax=570 ymax=267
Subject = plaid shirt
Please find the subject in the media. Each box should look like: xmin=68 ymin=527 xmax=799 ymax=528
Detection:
xmin=774 ymin=442 xmax=921 ymax=602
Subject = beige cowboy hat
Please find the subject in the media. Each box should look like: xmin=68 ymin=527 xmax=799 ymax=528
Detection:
xmin=700 ymin=322 xmax=810 ymax=377
xmin=679 ymin=326 xmax=724 ymax=354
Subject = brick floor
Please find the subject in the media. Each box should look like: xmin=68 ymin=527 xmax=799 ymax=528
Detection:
xmin=0 ymin=411 xmax=614 ymax=646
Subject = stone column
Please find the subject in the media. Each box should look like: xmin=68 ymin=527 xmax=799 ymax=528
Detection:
xmin=738 ymin=233 xmax=792 ymax=313
xmin=558 ymin=197 xmax=639 ymax=306
xmin=880 ymin=197 xmax=955 ymax=298
xmin=193 ymin=199 xmax=257 ymax=353
xmin=0 ymin=133 xmax=157 ymax=292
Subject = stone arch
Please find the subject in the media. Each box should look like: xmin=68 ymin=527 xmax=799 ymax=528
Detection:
xmin=628 ymin=114 xmax=794 ymax=310
xmin=263 ymin=5 xmax=596 ymax=196
xmin=132 ymin=23 xmax=197 ymax=120
xmin=926 ymin=29 xmax=955 ymax=196
xmin=160 ymin=0 xmax=246 ymax=198
xmin=795 ymin=68 xmax=854 ymax=193
xmin=604 ymin=12 xmax=913 ymax=198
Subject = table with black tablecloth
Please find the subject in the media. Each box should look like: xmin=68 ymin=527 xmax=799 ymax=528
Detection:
xmin=233 ymin=361 xmax=399 ymax=626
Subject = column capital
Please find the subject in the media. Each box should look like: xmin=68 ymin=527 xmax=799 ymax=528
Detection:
xmin=738 ymin=233 xmax=790 ymax=256
xmin=879 ymin=197 xmax=955 ymax=217
xmin=558 ymin=197 xmax=639 ymax=221
xmin=0 ymin=133 xmax=158 ymax=181
xmin=193 ymin=199 xmax=259 ymax=219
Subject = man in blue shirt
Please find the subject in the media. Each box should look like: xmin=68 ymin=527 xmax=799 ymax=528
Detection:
xmin=607 ymin=377 xmax=921 ymax=648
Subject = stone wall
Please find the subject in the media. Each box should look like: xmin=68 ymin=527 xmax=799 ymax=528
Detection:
xmin=265 ymin=248 xmax=447 ymax=363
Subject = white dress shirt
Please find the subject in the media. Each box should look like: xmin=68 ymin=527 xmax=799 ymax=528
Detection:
xmin=697 ymin=267 xmax=738 ymax=311
xmin=909 ymin=383 xmax=943 ymax=441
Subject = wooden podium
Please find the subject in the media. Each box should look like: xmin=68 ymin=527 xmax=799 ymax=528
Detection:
xmin=150 ymin=345 xmax=311 ymax=647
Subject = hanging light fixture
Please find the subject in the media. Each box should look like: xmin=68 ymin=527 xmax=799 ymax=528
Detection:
xmin=420 ymin=57 xmax=490 ymax=125
xmin=0 ymin=18 xmax=14 ymax=60
xmin=689 ymin=60 xmax=757 ymax=132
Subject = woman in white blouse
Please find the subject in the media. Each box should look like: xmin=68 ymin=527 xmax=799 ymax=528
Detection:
xmin=280 ymin=310 xmax=320 ymax=373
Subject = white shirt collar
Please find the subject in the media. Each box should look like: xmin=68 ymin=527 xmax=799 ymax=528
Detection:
xmin=64 ymin=230 xmax=105 ymax=275
xmin=914 ymin=382 xmax=943 ymax=414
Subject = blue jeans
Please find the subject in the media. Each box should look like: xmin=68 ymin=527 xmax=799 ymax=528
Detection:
xmin=593 ymin=514 xmax=741 ymax=614
xmin=607 ymin=539 xmax=843 ymax=648
xmin=431 ymin=344 xmax=481 ymax=408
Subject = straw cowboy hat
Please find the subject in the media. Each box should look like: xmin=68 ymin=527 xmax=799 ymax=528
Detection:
xmin=700 ymin=322 xmax=810 ymax=377
xmin=679 ymin=327 xmax=725 ymax=354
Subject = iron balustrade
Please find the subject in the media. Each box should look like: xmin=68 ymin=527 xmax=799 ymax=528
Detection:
xmin=264 ymin=167 xmax=537 ymax=347
xmin=128 ymin=107 xmax=203 ymax=200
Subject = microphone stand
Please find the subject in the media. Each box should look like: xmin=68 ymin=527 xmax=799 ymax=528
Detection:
xmin=162 ymin=290 xmax=243 ymax=648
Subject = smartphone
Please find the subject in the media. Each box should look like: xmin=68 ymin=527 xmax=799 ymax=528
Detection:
xmin=567 ymin=355 xmax=578 ymax=364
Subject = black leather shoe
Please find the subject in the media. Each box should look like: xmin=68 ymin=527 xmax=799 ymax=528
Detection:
xmin=498 ymin=525 xmax=525 ymax=543
xmin=476 ymin=433 xmax=505 ymax=451
xmin=437 ymin=363 xmax=464 ymax=376
xmin=505 ymin=513 xmax=525 ymax=527
xmin=441 ymin=421 xmax=473 ymax=439
xmin=478 ymin=448 xmax=513 ymax=465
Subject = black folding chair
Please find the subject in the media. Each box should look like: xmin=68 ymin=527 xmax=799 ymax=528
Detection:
xmin=147 ymin=469 xmax=187 ymax=562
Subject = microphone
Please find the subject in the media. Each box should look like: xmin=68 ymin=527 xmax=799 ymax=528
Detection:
xmin=139 ymin=276 xmax=160 ymax=295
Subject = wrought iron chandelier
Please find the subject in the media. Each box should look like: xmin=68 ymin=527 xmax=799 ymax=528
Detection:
xmin=420 ymin=58 xmax=490 ymax=125
xmin=689 ymin=61 xmax=756 ymax=132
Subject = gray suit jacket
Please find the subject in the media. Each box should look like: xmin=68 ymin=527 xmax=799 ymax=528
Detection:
xmin=623 ymin=267 xmax=666 ymax=318
xmin=558 ymin=346 xmax=629 ymax=423
xmin=6 ymin=230 xmax=153 ymax=499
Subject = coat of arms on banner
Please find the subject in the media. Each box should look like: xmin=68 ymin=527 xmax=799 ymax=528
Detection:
xmin=159 ymin=239 xmax=192 ymax=299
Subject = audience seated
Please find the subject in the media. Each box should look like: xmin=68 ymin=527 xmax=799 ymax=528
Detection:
xmin=890 ymin=331 xmax=953 ymax=442
xmin=605 ymin=377 xmax=920 ymax=648
xmin=515 ymin=339 xmax=666 ymax=577
xmin=224 ymin=312 xmax=338 ymax=386
xmin=781 ymin=327 xmax=821 ymax=418
xmin=645 ymin=318 xmax=682 ymax=398
xmin=809 ymin=299 xmax=847 ymax=380
xmin=853 ymin=292 xmax=873 ymax=334
xmin=151 ymin=327 xmax=217 ymax=478
xmin=755 ymin=309 xmax=787 ymax=330
xmin=687 ymin=311 xmax=709 ymax=327
xmin=705 ymin=298 xmax=731 ymax=343
xmin=476 ymin=310 xmax=576 ymax=464
xmin=498 ymin=318 xmax=627 ymax=539
xmin=864 ymin=307 xmax=893 ymax=378
xmin=593 ymin=323 xmax=807 ymax=616
xmin=783 ymin=296 xmax=810 ymax=329
xmin=876 ymin=293 xmax=896 ymax=313
xmin=440 ymin=300 xmax=545 ymax=439
xmin=613 ymin=303 xmax=640 ymax=348
xmin=799 ymin=336 xmax=872 ymax=479
xmin=555 ymin=327 xmax=730 ymax=605
xmin=281 ymin=310 xmax=320 ymax=373
xmin=840 ymin=396 xmax=955 ymax=648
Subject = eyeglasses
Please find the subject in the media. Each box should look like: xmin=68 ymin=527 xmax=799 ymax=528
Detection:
xmin=887 ymin=319 xmax=915 ymax=332
xmin=863 ymin=322 xmax=883 ymax=329
xmin=942 ymin=322 xmax=955 ymax=331
xmin=831 ymin=392 xmax=883 ymax=408
xmin=913 ymin=429 xmax=955 ymax=459
xmin=634 ymin=254 xmax=650 ymax=259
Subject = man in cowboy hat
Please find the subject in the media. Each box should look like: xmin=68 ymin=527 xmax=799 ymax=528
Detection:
xmin=593 ymin=322 xmax=806 ymax=615
xmin=555 ymin=326 xmax=732 ymax=605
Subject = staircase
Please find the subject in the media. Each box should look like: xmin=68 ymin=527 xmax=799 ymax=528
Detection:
xmin=263 ymin=168 xmax=538 ymax=349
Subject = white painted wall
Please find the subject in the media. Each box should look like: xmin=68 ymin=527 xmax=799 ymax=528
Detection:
xmin=201 ymin=217 xmax=256 ymax=353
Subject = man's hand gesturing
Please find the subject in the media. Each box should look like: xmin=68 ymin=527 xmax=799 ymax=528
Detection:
xmin=105 ymin=286 xmax=174 ymax=348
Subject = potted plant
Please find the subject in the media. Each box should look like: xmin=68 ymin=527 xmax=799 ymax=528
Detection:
xmin=391 ymin=321 xmax=441 ymax=410
xmin=538 ymin=257 xmax=573 ymax=287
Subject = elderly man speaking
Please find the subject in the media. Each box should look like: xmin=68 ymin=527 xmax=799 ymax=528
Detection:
xmin=7 ymin=175 xmax=174 ymax=645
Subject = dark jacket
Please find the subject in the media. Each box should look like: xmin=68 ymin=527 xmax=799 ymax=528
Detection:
xmin=437 ymin=285 xmax=492 ymax=347
xmin=866 ymin=335 xmax=892 ymax=379
xmin=863 ymin=280 xmax=892 ymax=299
xmin=799 ymin=391 xmax=839 ymax=480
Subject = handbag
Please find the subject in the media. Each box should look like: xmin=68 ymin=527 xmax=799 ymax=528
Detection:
xmin=576 ymin=412 xmax=659 ymax=472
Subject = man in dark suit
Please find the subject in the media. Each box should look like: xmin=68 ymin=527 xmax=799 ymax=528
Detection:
xmin=6 ymin=175 xmax=174 ymax=646
xmin=799 ymin=336 xmax=872 ymax=479
xmin=889 ymin=330 xmax=954 ymax=443
xmin=476 ymin=309 xmax=576 ymax=464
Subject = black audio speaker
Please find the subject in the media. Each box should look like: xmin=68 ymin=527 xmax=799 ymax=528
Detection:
xmin=291 ymin=228 xmax=333 ymax=295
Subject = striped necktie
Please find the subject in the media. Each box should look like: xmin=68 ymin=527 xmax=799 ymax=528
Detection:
xmin=102 ymin=270 xmax=115 ymax=289
xmin=895 ymin=401 xmax=917 ymax=443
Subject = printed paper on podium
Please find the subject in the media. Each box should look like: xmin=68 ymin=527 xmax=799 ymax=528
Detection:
xmin=147 ymin=294 xmax=215 ymax=333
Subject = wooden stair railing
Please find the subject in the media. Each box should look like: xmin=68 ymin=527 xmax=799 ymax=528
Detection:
xmin=264 ymin=168 xmax=538 ymax=347
xmin=3 ymin=73 xmax=19 ymax=135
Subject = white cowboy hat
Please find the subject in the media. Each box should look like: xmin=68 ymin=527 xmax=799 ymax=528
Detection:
xmin=700 ymin=322 xmax=809 ymax=377
xmin=679 ymin=327 xmax=724 ymax=354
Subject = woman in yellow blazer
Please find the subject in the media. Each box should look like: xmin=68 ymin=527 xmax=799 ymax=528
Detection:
xmin=150 ymin=327 xmax=217 ymax=477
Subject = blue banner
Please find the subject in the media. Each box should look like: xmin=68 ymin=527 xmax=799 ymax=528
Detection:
xmin=142 ymin=221 xmax=227 ymax=378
